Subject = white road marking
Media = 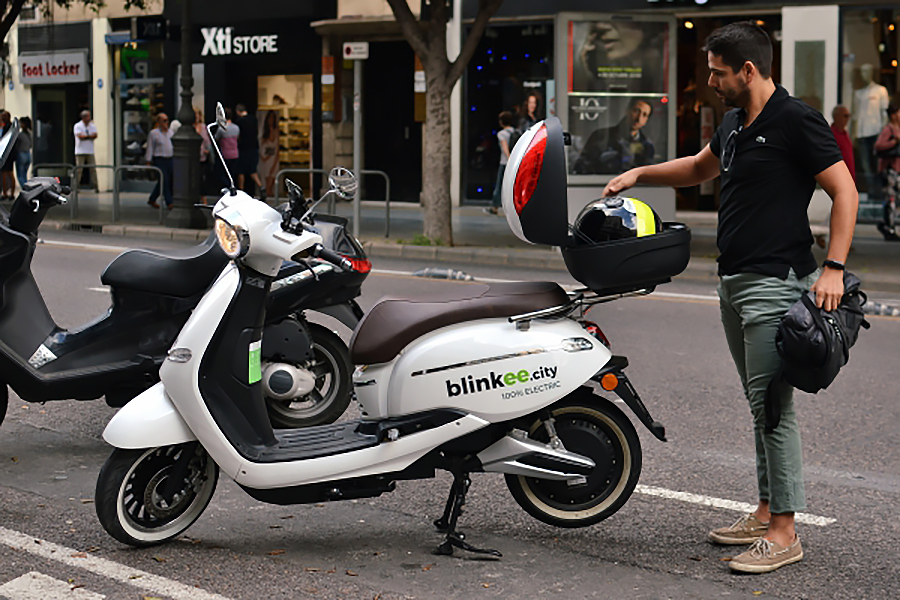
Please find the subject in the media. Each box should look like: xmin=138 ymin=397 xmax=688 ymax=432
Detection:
xmin=635 ymin=485 xmax=837 ymax=526
xmin=87 ymin=287 xmax=109 ymax=293
xmin=0 ymin=572 xmax=105 ymax=599
xmin=0 ymin=527 xmax=231 ymax=600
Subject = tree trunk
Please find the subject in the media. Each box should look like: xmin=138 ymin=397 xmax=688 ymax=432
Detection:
xmin=422 ymin=72 xmax=453 ymax=245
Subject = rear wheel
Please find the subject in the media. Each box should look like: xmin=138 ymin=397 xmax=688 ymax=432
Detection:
xmin=505 ymin=393 xmax=642 ymax=528
xmin=95 ymin=444 xmax=218 ymax=547
xmin=265 ymin=323 xmax=353 ymax=428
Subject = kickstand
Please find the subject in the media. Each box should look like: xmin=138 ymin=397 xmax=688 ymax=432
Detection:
xmin=433 ymin=472 xmax=501 ymax=558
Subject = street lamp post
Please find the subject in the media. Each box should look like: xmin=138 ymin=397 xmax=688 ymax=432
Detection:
xmin=168 ymin=0 xmax=207 ymax=229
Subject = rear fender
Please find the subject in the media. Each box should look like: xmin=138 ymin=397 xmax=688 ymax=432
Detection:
xmin=592 ymin=356 xmax=667 ymax=442
xmin=102 ymin=382 xmax=196 ymax=449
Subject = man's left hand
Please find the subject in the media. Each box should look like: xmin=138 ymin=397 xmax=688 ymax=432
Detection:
xmin=811 ymin=268 xmax=844 ymax=311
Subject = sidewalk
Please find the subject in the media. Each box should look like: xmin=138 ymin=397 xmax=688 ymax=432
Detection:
xmin=31 ymin=190 xmax=900 ymax=294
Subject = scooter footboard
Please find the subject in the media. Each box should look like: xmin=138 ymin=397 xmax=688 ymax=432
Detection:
xmin=102 ymin=382 xmax=197 ymax=449
xmin=592 ymin=356 xmax=666 ymax=442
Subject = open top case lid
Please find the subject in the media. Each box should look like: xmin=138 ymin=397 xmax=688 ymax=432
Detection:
xmin=501 ymin=116 xmax=570 ymax=247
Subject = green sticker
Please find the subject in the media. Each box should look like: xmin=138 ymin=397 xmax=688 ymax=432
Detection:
xmin=248 ymin=340 xmax=262 ymax=384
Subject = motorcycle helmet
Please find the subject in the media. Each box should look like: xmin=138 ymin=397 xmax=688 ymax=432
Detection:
xmin=572 ymin=197 xmax=662 ymax=245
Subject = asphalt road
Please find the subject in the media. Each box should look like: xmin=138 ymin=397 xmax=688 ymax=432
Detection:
xmin=1 ymin=231 xmax=898 ymax=599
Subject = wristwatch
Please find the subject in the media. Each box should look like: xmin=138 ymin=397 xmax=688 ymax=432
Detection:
xmin=822 ymin=259 xmax=845 ymax=271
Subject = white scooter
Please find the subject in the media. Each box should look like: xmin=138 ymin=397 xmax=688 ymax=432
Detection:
xmin=95 ymin=108 xmax=690 ymax=557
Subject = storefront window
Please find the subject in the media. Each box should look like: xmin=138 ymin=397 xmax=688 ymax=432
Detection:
xmin=563 ymin=16 xmax=672 ymax=178
xmin=463 ymin=22 xmax=554 ymax=202
xmin=841 ymin=8 xmax=900 ymax=217
xmin=257 ymin=74 xmax=314 ymax=197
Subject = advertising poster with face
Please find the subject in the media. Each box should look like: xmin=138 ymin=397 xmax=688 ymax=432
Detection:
xmin=566 ymin=19 xmax=670 ymax=175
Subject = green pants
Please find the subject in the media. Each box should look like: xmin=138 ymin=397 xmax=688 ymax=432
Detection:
xmin=718 ymin=269 xmax=819 ymax=514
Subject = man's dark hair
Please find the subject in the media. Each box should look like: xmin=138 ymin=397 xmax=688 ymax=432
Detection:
xmin=887 ymin=103 xmax=899 ymax=117
xmin=235 ymin=103 xmax=247 ymax=113
xmin=630 ymin=98 xmax=652 ymax=117
xmin=498 ymin=111 xmax=515 ymax=127
xmin=703 ymin=21 xmax=773 ymax=79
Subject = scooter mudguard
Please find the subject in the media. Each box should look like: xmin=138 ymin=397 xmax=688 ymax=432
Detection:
xmin=102 ymin=382 xmax=196 ymax=449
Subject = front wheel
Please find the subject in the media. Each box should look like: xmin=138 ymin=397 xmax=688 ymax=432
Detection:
xmin=506 ymin=393 xmax=642 ymax=528
xmin=95 ymin=444 xmax=218 ymax=547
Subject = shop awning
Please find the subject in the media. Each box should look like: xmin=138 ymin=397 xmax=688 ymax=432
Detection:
xmin=311 ymin=16 xmax=404 ymax=40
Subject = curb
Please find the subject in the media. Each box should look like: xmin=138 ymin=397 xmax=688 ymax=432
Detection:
xmin=40 ymin=219 xmax=900 ymax=295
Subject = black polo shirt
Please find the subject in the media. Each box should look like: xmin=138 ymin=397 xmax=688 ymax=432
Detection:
xmin=709 ymin=85 xmax=843 ymax=279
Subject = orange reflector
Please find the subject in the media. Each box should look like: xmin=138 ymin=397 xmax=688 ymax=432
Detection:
xmin=600 ymin=373 xmax=619 ymax=391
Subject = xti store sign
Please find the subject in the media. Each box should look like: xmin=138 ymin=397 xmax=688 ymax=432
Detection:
xmin=201 ymin=27 xmax=278 ymax=56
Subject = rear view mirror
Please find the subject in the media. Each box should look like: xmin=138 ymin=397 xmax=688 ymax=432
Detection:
xmin=328 ymin=167 xmax=357 ymax=200
xmin=215 ymin=103 xmax=227 ymax=130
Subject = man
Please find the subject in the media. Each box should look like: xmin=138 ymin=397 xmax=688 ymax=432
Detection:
xmin=604 ymin=22 xmax=857 ymax=574
xmin=831 ymin=105 xmax=856 ymax=182
xmin=574 ymin=99 xmax=655 ymax=174
xmin=234 ymin=104 xmax=265 ymax=200
xmin=73 ymin=110 xmax=98 ymax=192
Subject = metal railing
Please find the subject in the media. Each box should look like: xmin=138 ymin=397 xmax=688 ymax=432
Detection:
xmin=33 ymin=162 xmax=166 ymax=223
xmin=71 ymin=164 xmax=116 ymax=220
xmin=114 ymin=165 xmax=165 ymax=224
xmin=273 ymin=167 xmax=392 ymax=237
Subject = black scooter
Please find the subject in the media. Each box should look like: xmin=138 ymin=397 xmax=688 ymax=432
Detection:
xmin=0 ymin=126 xmax=368 ymax=429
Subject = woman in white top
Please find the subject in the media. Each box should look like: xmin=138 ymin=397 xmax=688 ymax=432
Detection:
xmin=145 ymin=113 xmax=174 ymax=209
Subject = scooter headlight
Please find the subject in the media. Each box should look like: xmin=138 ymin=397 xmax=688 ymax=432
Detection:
xmin=215 ymin=218 xmax=249 ymax=258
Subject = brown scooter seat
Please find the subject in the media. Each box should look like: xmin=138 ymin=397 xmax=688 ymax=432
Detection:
xmin=349 ymin=282 xmax=569 ymax=365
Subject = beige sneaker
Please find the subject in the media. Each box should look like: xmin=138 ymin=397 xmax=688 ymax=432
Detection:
xmin=708 ymin=513 xmax=769 ymax=545
xmin=729 ymin=536 xmax=803 ymax=573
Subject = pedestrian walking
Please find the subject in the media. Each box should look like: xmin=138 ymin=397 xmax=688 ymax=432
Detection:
xmin=604 ymin=21 xmax=857 ymax=574
xmin=145 ymin=113 xmax=174 ymax=209
xmin=195 ymin=108 xmax=213 ymax=204
xmin=0 ymin=111 xmax=16 ymax=199
xmin=829 ymin=106 xmax=855 ymax=183
xmin=73 ymin=110 xmax=99 ymax=192
xmin=485 ymin=111 xmax=516 ymax=215
xmin=14 ymin=116 xmax=32 ymax=191
xmin=215 ymin=107 xmax=240 ymax=187
xmin=235 ymin=104 xmax=265 ymax=200
xmin=873 ymin=103 xmax=900 ymax=241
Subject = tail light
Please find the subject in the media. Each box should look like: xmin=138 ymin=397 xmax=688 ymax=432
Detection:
xmin=341 ymin=255 xmax=372 ymax=273
xmin=582 ymin=321 xmax=611 ymax=349
xmin=512 ymin=124 xmax=547 ymax=215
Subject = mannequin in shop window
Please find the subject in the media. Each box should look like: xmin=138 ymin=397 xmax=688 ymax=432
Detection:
xmin=852 ymin=63 xmax=889 ymax=202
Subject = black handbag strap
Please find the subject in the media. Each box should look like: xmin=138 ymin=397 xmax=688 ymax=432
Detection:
xmin=800 ymin=293 xmax=833 ymax=366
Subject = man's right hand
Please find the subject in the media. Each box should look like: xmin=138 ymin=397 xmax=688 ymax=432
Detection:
xmin=603 ymin=168 xmax=640 ymax=197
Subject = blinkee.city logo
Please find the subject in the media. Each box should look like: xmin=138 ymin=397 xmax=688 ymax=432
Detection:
xmin=445 ymin=365 xmax=558 ymax=397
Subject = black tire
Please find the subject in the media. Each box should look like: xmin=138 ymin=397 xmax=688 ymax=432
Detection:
xmin=95 ymin=444 xmax=218 ymax=547
xmin=265 ymin=322 xmax=353 ymax=428
xmin=505 ymin=392 xmax=642 ymax=528
xmin=0 ymin=384 xmax=7 ymax=428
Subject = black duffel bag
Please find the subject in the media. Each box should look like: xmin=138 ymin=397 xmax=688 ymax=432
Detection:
xmin=765 ymin=272 xmax=870 ymax=432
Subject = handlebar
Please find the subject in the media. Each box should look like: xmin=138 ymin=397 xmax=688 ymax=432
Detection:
xmin=310 ymin=243 xmax=353 ymax=271
xmin=44 ymin=189 xmax=68 ymax=206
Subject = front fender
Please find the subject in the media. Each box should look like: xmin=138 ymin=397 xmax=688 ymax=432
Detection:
xmin=102 ymin=382 xmax=196 ymax=449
